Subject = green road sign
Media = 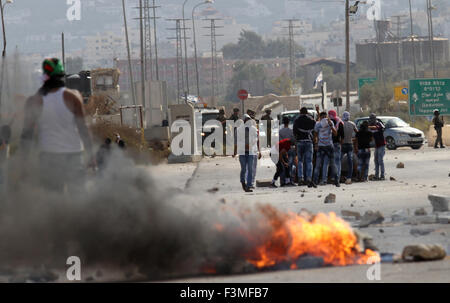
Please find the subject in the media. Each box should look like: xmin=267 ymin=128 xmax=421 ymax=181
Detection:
xmin=358 ymin=77 xmax=376 ymax=97
xmin=409 ymin=79 xmax=450 ymax=116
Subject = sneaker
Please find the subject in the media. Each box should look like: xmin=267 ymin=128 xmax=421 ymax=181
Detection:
xmin=308 ymin=181 xmax=317 ymax=188
xmin=297 ymin=179 xmax=304 ymax=186
xmin=269 ymin=182 xmax=278 ymax=188
xmin=245 ymin=187 xmax=253 ymax=193
xmin=345 ymin=178 xmax=352 ymax=185
xmin=380 ymin=176 xmax=385 ymax=181
xmin=441 ymin=146 xmax=446 ymax=148
xmin=241 ymin=182 xmax=247 ymax=191
xmin=319 ymin=181 xmax=327 ymax=186
xmin=334 ymin=180 xmax=340 ymax=187
xmin=373 ymin=176 xmax=380 ymax=181
xmin=290 ymin=181 xmax=297 ymax=186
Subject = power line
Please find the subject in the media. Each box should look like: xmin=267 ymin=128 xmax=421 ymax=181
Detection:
xmin=143 ymin=0 xmax=153 ymax=81
xmin=150 ymin=0 xmax=161 ymax=81
xmin=203 ymin=18 xmax=224 ymax=105
xmin=282 ymin=19 xmax=301 ymax=80
xmin=167 ymin=18 xmax=190 ymax=102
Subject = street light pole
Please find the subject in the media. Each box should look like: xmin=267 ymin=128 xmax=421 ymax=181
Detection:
xmin=345 ymin=0 xmax=350 ymax=111
xmin=182 ymin=0 xmax=190 ymax=96
xmin=0 ymin=0 xmax=7 ymax=58
xmin=0 ymin=0 xmax=12 ymax=120
xmin=192 ymin=1 xmax=212 ymax=98
xmin=409 ymin=0 xmax=417 ymax=79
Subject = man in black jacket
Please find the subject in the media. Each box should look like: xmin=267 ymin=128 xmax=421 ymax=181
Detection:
xmin=293 ymin=107 xmax=317 ymax=188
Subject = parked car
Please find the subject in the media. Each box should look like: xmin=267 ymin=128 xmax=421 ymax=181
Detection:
xmin=354 ymin=116 xmax=425 ymax=150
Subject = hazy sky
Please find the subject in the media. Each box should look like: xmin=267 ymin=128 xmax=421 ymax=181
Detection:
xmin=1 ymin=0 xmax=446 ymax=55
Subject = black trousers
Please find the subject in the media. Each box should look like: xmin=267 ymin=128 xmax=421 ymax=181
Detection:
xmin=435 ymin=127 xmax=443 ymax=147
xmin=274 ymin=159 xmax=290 ymax=184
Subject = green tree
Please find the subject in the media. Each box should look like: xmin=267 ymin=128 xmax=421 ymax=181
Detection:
xmin=264 ymin=38 xmax=304 ymax=58
xmin=225 ymin=61 xmax=269 ymax=101
xmin=222 ymin=30 xmax=265 ymax=60
xmin=222 ymin=31 xmax=305 ymax=60
xmin=271 ymin=71 xmax=293 ymax=96
xmin=359 ymin=81 xmax=393 ymax=112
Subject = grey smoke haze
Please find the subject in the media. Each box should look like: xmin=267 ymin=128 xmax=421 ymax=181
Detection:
xmin=0 ymin=53 xmax=268 ymax=281
xmin=0 ymin=148 xmax=269 ymax=281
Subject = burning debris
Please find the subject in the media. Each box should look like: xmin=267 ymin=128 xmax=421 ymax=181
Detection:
xmin=210 ymin=205 xmax=380 ymax=273
xmin=0 ymin=151 xmax=382 ymax=281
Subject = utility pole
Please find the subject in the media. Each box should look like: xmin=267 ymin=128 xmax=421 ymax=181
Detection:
xmin=345 ymin=0 xmax=350 ymax=111
xmin=138 ymin=0 xmax=146 ymax=118
xmin=203 ymin=18 xmax=223 ymax=106
xmin=0 ymin=0 xmax=11 ymax=119
xmin=143 ymin=0 xmax=153 ymax=81
xmin=122 ymin=0 xmax=138 ymax=125
xmin=150 ymin=0 xmax=160 ymax=80
xmin=426 ymin=0 xmax=436 ymax=78
xmin=282 ymin=19 xmax=300 ymax=80
xmin=182 ymin=0 xmax=191 ymax=96
xmin=61 ymin=33 xmax=65 ymax=75
xmin=408 ymin=0 xmax=417 ymax=78
xmin=167 ymin=19 xmax=188 ymax=103
xmin=391 ymin=15 xmax=407 ymax=79
xmin=373 ymin=20 xmax=386 ymax=87
xmin=192 ymin=1 xmax=213 ymax=98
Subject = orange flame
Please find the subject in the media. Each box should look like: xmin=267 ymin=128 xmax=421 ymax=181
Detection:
xmin=241 ymin=205 xmax=380 ymax=269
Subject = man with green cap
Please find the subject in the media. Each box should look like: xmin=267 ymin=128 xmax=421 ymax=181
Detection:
xmin=19 ymin=58 xmax=96 ymax=193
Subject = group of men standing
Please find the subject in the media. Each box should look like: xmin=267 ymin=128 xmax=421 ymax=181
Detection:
xmin=270 ymin=107 xmax=387 ymax=189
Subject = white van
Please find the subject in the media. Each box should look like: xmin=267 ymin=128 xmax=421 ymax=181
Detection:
xmin=278 ymin=109 xmax=318 ymax=129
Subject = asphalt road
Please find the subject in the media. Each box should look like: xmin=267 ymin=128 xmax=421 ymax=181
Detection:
xmin=162 ymin=145 xmax=450 ymax=283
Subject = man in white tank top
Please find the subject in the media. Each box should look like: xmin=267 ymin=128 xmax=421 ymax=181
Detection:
xmin=20 ymin=58 xmax=95 ymax=193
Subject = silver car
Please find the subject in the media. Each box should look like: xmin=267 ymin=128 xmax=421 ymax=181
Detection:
xmin=355 ymin=116 xmax=425 ymax=150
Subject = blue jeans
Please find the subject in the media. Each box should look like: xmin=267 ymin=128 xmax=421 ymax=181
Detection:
xmin=297 ymin=141 xmax=313 ymax=182
xmin=251 ymin=155 xmax=257 ymax=186
xmin=314 ymin=145 xmax=337 ymax=184
xmin=374 ymin=146 xmax=385 ymax=178
xmin=333 ymin=143 xmax=342 ymax=181
xmin=341 ymin=143 xmax=354 ymax=179
xmin=358 ymin=148 xmax=371 ymax=180
xmin=245 ymin=155 xmax=258 ymax=187
xmin=240 ymin=154 xmax=254 ymax=186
